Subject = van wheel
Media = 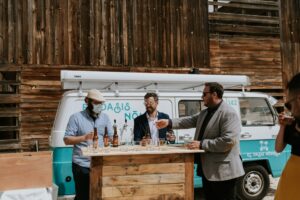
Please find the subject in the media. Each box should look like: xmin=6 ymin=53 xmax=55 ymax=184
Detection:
xmin=237 ymin=165 xmax=270 ymax=200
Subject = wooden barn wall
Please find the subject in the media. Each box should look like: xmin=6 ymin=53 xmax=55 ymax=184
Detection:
xmin=209 ymin=35 xmax=282 ymax=97
xmin=0 ymin=0 xmax=283 ymax=151
xmin=0 ymin=0 xmax=209 ymax=68
xmin=279 ymin=0 xmax=300 ymax=86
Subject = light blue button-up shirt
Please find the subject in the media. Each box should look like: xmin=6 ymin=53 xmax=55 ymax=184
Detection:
xmin=64 ymin=109 xmax=113 ymax=168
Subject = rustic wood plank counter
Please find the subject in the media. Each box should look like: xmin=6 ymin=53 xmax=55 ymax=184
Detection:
xmin=81 ymin=145 xmax=204 ymax=200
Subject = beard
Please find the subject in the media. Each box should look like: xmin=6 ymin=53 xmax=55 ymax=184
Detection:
xmin=146 ymin=107 xmax=155 ymax=114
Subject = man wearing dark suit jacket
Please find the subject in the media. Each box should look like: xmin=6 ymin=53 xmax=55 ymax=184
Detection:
xmin=156 ymin=82 xmax=245 ymax=200
xmin=134 ymin=92 xmax=170 ymax=142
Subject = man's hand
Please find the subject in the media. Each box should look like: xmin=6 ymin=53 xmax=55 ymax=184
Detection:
xmin=64 ymin=131 xmax=94 ymax=145
xmin=155 ymin=119 xmax=169 ymax=129
xmin=187 ymin=140 xmax=201 ymax=149
xmin=84 ymin=132 xmax=94 ymax=141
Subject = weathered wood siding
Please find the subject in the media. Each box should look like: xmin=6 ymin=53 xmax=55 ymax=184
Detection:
xmin=0 ymin=0 xmax=209 ymax=68
xmin=209 ymin=35 xmax=282 ymax=97
xmin=279 ymin=0 xmax=300 ymax=87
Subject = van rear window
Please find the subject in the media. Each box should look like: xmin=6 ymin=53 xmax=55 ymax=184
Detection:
xmin=178 ymin=100 xmax=202 ymax=117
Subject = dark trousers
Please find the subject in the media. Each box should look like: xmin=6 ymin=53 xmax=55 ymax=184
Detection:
xmin=202 ymin=175 xmax=238 ymax=200
xmin=72 ymin=163 xmax=90 ymax=200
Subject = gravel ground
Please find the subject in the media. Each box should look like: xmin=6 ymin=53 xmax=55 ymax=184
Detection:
xmin=263 ymin=176 xmax=279 ymax=200
xmin=195 ymin=176 xmax=279 ymax=200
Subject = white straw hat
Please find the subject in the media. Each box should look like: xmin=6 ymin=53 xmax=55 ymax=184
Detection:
xmin=86 ymin=89 xmax=106 ymax=102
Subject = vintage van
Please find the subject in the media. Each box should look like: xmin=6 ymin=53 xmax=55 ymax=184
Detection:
xmin=51 ymin=70 xmax=289 ymax=200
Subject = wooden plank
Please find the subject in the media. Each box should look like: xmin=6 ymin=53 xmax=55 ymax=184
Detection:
xmin=102 ymin=183 xmax=185 ymax=198
xmin=103 ymin=173 xmax=185 ymax=186
xmin=279 ymin=0 xmax=300 ymax=83
xmin=0 ymin=107 xmax=19 ymax=113
xmin=70 ymin=0 xmax=78 ymax=64
xmin=0 ymin=143 xmax=21 ymax=151
xmin=122 ymin=0 xmax=128 ymax=65
xmin=7 ymin=0 xmax=14 ymax=64
xmin=0 ymin=151 xmax=52 ymax=191
xmin=103 ymin=193 xmax=184 ymax=200
xmin=0 ymin=0 xmax=3 ymax=61
xmin=103 ymin=154 xmax=185 ymax=165
xmin=0 ymin=94 xmax=21 ymax=103
xmin=15 ymin=0 xmax=23 ymax=64
xmin=126 ymin=0 xmax=133 ymax=66
xmin=208 ymin=1 xmax=278 ymax=11
xmin=102 ymin=163 xmax=185 ymax=176
xmin=115 ymin=0 xmax=121 ymax=65
xmin=106 ymin=0 xmax=112 ymax=65
xmin=100 ymin=0 xmax=107 ymax=65
xmin=209 ymin=12 xmax=279 ymax=25
xmin=90 ymin=157 xmax=103 ymax=200
xmin=0 ymin=126 xmax=19 ymax=132
xmin=210 ymin=23 xmax=279 ymax=35
xmin=27 ymin=0 xmax=33 ymax=64
xmin=220 ymin=0 xmax=279 ymax=6
xmin=94 ymin=0 xmax=100 ymax=65
xmin=61 ymin=0 xmax=69 ymax=64
xmin=185 ymin=154 xmax=194 ymax=200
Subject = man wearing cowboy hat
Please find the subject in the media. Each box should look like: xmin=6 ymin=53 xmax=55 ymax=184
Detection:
xmin=64 ymin=89 xmax=113 ymax=200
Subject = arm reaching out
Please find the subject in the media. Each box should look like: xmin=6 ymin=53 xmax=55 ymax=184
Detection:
xmin=156 ymin=119 xmax=169 ymax=129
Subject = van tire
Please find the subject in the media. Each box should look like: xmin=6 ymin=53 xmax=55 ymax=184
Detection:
xmin=237 ymin=165 xmax=270 ymax=200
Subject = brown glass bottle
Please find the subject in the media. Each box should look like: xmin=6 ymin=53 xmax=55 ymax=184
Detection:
xmin=103 ymin=126 xmax=109 ymax=147
xmin=112 ymin=121 xmax=119 ymax=147
xmin=93 ymin=127 xmax=99 ymax=149
xmin=145 ymin=126 xmax=151 ymax=145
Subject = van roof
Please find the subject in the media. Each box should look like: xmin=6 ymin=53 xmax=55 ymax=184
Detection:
xmin=61 ymin=70 xmax=250 ymax=93
xmin=63 ymin=90 xmax=277 ymax=106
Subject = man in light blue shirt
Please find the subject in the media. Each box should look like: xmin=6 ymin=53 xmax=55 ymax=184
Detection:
xmin=64 ymin=89 xmax=112 ymax=200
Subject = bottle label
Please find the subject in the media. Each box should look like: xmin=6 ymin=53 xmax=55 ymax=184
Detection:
xmin=93 ymin=140 xmax=98 ymax=149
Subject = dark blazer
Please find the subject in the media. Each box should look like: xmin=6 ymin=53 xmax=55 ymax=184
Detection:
xmin=134 ymin=111 xmax=170 ymax=141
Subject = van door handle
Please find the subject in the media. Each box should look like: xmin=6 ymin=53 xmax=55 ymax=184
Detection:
xmin=241 ymin=132 xmax=252 ymax=138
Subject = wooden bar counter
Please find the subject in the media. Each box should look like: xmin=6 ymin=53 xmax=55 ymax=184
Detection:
xmin=81 ymin=145 xmax=204 ymax=200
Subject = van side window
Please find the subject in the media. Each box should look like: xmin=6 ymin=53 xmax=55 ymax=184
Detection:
xmin=178 ymin=100 xmax=202 ymax=117
xmin=239 ymin=97 xmax=274 ymax=126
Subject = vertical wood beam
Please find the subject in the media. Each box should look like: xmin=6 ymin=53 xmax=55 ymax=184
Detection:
xmin=279 ymin=0 xmax=300 ymax=86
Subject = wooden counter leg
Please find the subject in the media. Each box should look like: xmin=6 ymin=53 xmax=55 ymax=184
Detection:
xmin=185 ymin=154 xmax=194 ymax=200
xmin=90 ymin=156 xmax=103 ymax=200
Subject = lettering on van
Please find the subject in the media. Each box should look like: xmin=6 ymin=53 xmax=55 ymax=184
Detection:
xmin=225 ymin=98 xmax=238 ymax=106
xmin=82 ymin=102 xmax=141 ymax=121
xmin=245 ymin=140 xmax=280 ymax=158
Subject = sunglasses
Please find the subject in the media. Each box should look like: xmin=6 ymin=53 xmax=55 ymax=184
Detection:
xmin=202 ymin=92 xmax=212 ymax=97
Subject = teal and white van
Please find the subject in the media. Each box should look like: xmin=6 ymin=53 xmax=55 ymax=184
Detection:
xmin=51 ymin=70 xmax=289 ymax=200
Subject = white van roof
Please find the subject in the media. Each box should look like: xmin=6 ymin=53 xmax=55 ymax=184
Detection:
xmin=61 ymin=70 xmax=250 ymax=93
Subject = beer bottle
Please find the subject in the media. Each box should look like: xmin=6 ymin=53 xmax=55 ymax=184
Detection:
xmin=103 ymin=126 xmax=109 ymax=147
xmin=145 ymin=126 xmax=151 ymax=145
xmin=93 ymin=127 xmax=99 ymax=149
xmin=112 ymin=120 xmax=119 ymax=147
